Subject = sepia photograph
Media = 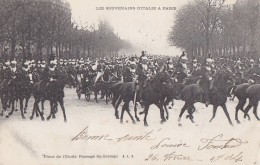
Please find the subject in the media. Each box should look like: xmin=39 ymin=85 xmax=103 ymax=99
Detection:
xmin=0 ymin=0 xmax=260 ymax=164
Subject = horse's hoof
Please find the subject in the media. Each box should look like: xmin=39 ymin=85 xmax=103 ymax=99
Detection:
xmin=15 ymin=109 xmax=18 ymax=112
xmin=230 ymin=123 xmax=234 ymax=126
xmin=120 ymin=120 xmax=123 ymax=124
xmin=144 ymin=123 xmax=148 ymax=127
xmin=132 ymin=121 xmax=136 ymax=124
xmin=30 ymin=116 xmax=33 ymax=120
xmin=169 ymin=106 xmax=172 ymax=109
xmin=24 ymin=111 xmax=27 ymax=114
xmin=166 ymin=116 xmax=169 ymax=120
xmin=5 ymin=115 xmax=9 ymax=118
xmin=47 ymin=116 xmax=51 ymax=121
xmin=186 ymin=115 xmax=190 ymax=119
xmin=8 ymin=112 xmax=13 ymax=116
xmin=52 ymin=115 xmax=56 ymax=119
xmin=36 ymin=114 xmax=39 ymax=117
xmin=0 ymin=112 xmax=3 ymax=117
xmin=136 ymin=118 xmax=140 ymax=122
xmin=116 ymin=116 xmax=119 ymax=119
xmin=41 ymin=117 xmax=45 ymax=121
xmin=237 ymin=121 xmax=241 ymax=124
xmin=178 ymin=123 xmax=182 ymax=127
xmin=22 ymin=116 xmax=26 ymax=119
xmin=161 ymin=119 xmax=166 ymax=124
xmin=139 ymin=112 xmax=144 ymax=115
xmin=64 ymin=119 xmax=67 ymax=123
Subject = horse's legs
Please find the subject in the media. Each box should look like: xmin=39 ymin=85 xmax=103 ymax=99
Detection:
xmin=8 ymin=98 xmax=15 ymax=117
xmin=252 ymin=101 xmax=260 ymax=120
xmin=187 ymin=105 xmax=195 ymax=123
xmin=155 ymin=102 xmax=166 ymax=124
xmin=41 ymin=100 xmax=45 ymax=115
xmin=105 ymin=90 xmax=108 ymax=104
xmin=47 ymin=101 xmax=53 ymax=121
xmin=15 ymin=98 xmax=18 ymax=111
xmin=24 ymin=95 xmax=30 ymax=113
xmin=58 ymin=99 xmax=67 ymax=122
xmin=134 ymin=100 xmax=140 ymax=122
xmin=164 ymin=98 xmax=172 ymax=120
xmin=112 ymin=94 xmax=118 ymax=107
xmin=221 ymin=104 xmax=233 ymax=126
xmin=163 ymin=104 xmax=169 ymax=120
xmin=94 ymin=90 xmax=99 ymax=103
xmin=235 ymin=99 xmax=246 ymax=124
xmin=30 ymin=100 xmax=37 ymax=120
xmin=143 ymin=104 xmax=150 ymax=126
xmin=244 ymin=99 xmax=254 ymax=119
xmin=114 ymin=95 xmax=122 ymax=119
xmin=125 ymin=101 xmax=136 ymax=124
xmin=209 ymin=105 xmax=218 ymax=123
xmin=178 ymin=102 xmax=189 ymax=126
xmin=120 ymin=102 xmax=126 ymax=123
xmin=52 ymin=102 xmax=58 ymax=119
xmin=19 ymin=97 xmax=25 ymax=119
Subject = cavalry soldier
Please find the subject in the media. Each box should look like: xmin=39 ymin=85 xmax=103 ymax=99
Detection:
xmin=205 ymin=54 xmax=215 ymax=80
xmin=123 ymin=60 xmax=136 ymax=83
xmin=233 ymin=59 xmax=244 ymax=84
xmin=76 ymin=58 xmax=85 ymax=85
xmin=3 ymin=61 xmax=12 ymax=86
xmin=190 ymin=59 xmax=201 ymax=76
xmin=246 ymin=60 xmax=260 ymax=80
xmin=94 ymin=60 xmax=104 ymax=85
xmin=174 ymin=52 xmax=188 ymax=83
xmin=48 ymin=59 xmax=59 ymax=81
xmin=135 ymin=51 xmax=152 ymax=102
xmin=165 ymin=58 xmax=174 ymax=77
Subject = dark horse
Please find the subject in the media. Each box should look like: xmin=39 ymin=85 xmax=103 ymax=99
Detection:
xmin=243 ymin=84 xmax=260 ymax=121
xmin=163 ymin=82 xmax=185 ymax=120
xmin=139 ymin=72 xmax=172 ymax=126
xmin=7 ymin=68 xmax=31 ymax=119
xmin=233 ymin=83 xmax=252 ymax=124
xmin=178 ymin=75 xmax=211 ymax=126
xmin=111 ymin=81 xmax=140 ymax=124
xmin=30 ymin=69 xmax=68 ymax=122
xmin=23 ymin=69 xmax=41 ymax=114
xmin=208 ymin=69 xmax=234 ymax=125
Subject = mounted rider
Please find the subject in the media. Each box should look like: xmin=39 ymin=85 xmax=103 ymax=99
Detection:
xmin=205 ymin=54 xmax=215 ymax=80
xmin=233 ymin=59 xmax=244 ymax=84
xmin=163 ymin=58 xmax=174 ymax=77
xmin=174 ymin=51 xmax=188 ymax=83
xmin=134 ymin=51 xmax=153 ymax=103
xmin=123 ymin=59 xmax=136 ymax=83
xmin=190 ymin=58 xmax=201 ymax=76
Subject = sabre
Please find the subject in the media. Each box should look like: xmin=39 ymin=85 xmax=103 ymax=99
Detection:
xmin=133 ymin=88 xmax=137 ymax=109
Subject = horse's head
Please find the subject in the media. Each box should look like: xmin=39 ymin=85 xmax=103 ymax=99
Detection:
xmin=215 ymin=68 xmax=235 ymax=86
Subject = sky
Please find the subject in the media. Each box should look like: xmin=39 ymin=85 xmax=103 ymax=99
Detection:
xmin=66 ymin=0 xmax=237 ymax=56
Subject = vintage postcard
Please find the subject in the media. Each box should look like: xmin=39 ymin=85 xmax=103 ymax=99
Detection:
xmin=0 ymin=0 xmax=260 ymax=165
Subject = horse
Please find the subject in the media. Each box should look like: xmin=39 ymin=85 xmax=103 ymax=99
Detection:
xmin=7 ymin=68 xmax=30 ymax=119
xmin=93 ymin=74 xmax=121 ymax=104
xmin=111 ymin=82 xmax=140 ymax=124
xmin=178 ymin=75 xmax=211 ymax=126
xmin=243 ymin=84 xmax=260 ymax=121
xmin=30 ymin=68 xmax=68 ymax=122
xmin=163 ymin=82 xmax=185 ymax=120
xmin=23 ymin=69 xmax=41 ymax=114
xmin=233 ymin=82 xmax=252 ymax=124
xmin=208 ymin=69 xmax=235 ymax=126
xmin=139 ymin=72 xmax=173 ymax=126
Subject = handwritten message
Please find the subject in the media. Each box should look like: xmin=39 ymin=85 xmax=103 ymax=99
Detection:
xmin=65 ymin=126 xmax=250 ymax=164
